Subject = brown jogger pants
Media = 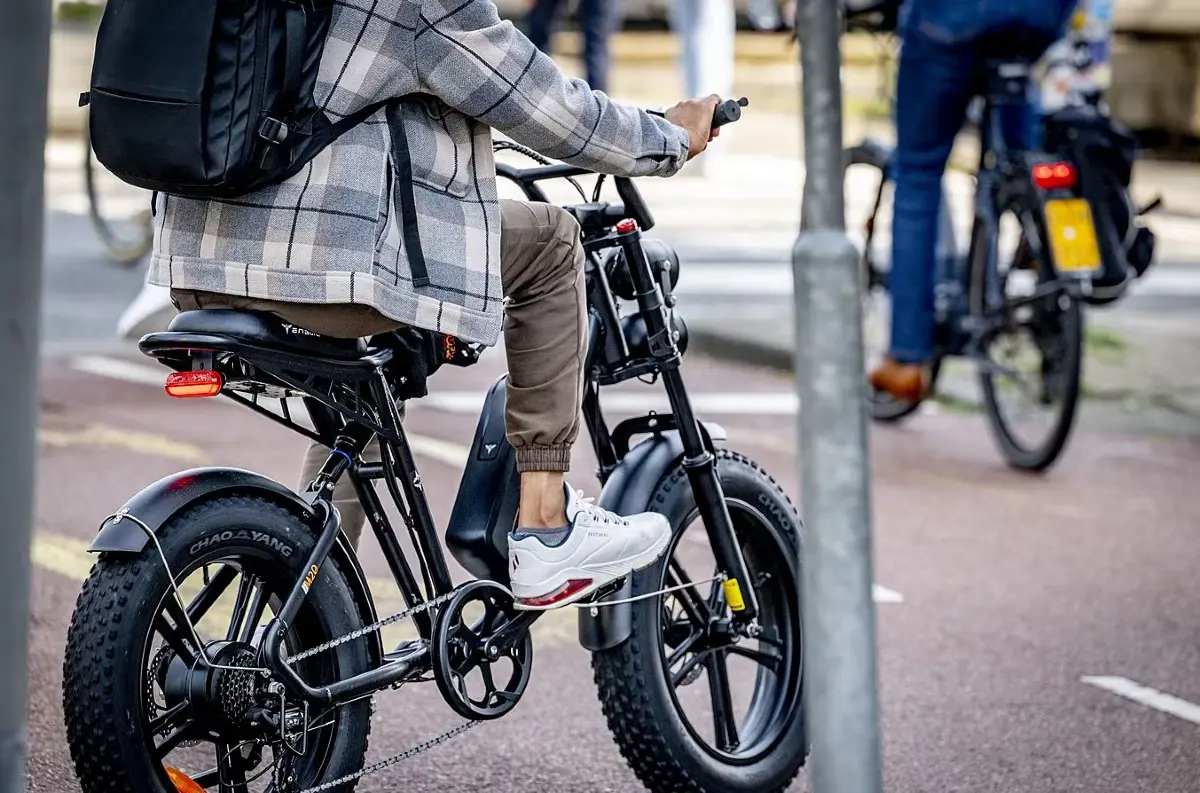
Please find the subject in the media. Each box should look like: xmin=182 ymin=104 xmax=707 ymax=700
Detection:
xmin=172 ymin=199 xmax=587 ymax=547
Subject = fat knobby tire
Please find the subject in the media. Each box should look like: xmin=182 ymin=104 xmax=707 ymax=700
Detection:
xmin=591 ymin=450 xmax=807 ymax=793
xmin=62 ymin=495 xmax=372 ymax=793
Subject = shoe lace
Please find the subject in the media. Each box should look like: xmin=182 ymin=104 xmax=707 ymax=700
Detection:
xmin=574 ymin=490 xmax=630 ymax=527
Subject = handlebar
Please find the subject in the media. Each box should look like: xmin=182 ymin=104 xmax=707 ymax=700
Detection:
xmin=496 ymin=96 xmax=750 ymax=231
xmin=712 ymin=97 xmax=749 ymax=130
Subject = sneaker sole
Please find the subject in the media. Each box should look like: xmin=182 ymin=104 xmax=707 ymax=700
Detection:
xmin=512 ymin=528 xmax=672 ymax=612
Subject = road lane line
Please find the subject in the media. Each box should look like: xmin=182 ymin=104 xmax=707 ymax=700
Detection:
xmin=39 ymin=424 xmax=208 ymax=463
xmin=70 ymin=356 xmax=803 ymax=416
xmin=872 ymin=585 xmax=905 ymax=604
xmin=1081 ymin=676 xmax=1200 ymax=725
xmin=30 ymin=530 xmax=578 ymax=648
xmin=421 ymin=391 xmax=799 ymax=416
xmin=72 ymin=355 xmax=166 ymax=386
xmin=63 ymin=357 xmax=908 ymax=604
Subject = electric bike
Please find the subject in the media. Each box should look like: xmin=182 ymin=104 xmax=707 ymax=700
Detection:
xmin=62 ymin=99 xmax=809 ymax=793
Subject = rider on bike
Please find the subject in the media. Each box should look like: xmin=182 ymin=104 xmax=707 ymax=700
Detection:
xmin=146 ymin=0 xmax=723 ymax=610
xmin=869 ymin=0 xmax=1079 ymax=402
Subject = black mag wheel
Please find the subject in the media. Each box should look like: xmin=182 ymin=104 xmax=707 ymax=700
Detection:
xmin=83 ymin=114 xmax=154 ymax=266
xmin=62 ymin=496 xmax=373 ymax=793
xmin=969 ymin=211 xmax=1084 ymax=472
xmin=845 ymin=143 xmax=942 ymax=422
xmin=591 ymin=451 xmax=806 ymax=793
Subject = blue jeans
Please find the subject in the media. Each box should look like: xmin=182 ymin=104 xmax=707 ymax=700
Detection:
xmin=527 ymin=0 xmax=616 ymax=93
xmin=887 ymin=2 xmax=1073 ymax=364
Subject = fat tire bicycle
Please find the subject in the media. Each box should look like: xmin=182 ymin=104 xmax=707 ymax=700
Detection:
xmin=843 ymin=5 xmax=1096 ymax=472
xmin=61 ymin=100 xmax=809 ymax=793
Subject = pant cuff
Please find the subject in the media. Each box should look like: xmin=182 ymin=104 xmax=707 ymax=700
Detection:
xmin=515 ymin=444 xmax=573 ymax=473
xmin=888 ymin=346 xmax=932 ymax=366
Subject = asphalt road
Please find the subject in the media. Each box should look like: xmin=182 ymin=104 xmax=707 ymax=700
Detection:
xmin=28 ymin=323 xmax=1200 ymax=792
xmin=26 ymin=165 xmax=1200 ymax=792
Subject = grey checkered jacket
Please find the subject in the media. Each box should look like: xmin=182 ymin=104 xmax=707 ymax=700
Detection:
xmin=149 ymin=0 xmax=690 ymax=346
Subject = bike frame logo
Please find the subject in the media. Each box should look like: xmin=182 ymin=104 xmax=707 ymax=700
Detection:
xmin=303 ymin=564 xmax=320 ymax=593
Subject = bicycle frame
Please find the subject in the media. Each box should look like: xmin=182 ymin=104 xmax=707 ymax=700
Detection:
xmin=209 ymin=163 xmax=765 ymax=711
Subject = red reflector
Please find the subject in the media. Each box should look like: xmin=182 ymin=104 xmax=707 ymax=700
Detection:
xmin=165 ymin=370 xmax=223 ymax=398
xmin=615 ymin=219 xmax=638 ymax=234
xmin=516 ymin=578 xmax=594 ymax=609
xmin=1032 ymin=162 xmax=1077 ymax=190
xmin=164 ymin=766 xmax=206 ymax=793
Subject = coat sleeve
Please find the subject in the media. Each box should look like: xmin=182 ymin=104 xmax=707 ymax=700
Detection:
xmin=412 ymin=0 xmax=692 ymax=178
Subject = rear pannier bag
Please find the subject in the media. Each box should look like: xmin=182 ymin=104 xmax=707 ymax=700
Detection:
xmin=82 ymin=0 xmax=377 ymax=199
xmin=1042 ymin=107 xmax=1157 ymax=306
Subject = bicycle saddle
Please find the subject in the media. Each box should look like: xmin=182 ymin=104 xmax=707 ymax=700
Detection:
xmin=149 ymin=309 xmax=370 ymax=361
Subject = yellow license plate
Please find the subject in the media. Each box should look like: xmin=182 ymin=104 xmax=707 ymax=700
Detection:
xmin=1044 ymin=198 xmax=1102 ymax=273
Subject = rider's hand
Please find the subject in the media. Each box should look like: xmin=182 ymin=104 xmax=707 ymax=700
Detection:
xmin=665 ymin=95 xmax=723 ymax=160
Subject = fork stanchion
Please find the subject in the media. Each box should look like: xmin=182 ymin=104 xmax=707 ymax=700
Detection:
xmin=0 ymin=0 xmax=51 ymax=788
xmin=794 ymin=2 xmax=885 ymax=793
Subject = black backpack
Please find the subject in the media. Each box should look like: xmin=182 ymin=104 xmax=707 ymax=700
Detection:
xmin=1041 ymin=106 xmax=1157 ymax=306
xmin=82 ymin=0 xmax=377 ymax=199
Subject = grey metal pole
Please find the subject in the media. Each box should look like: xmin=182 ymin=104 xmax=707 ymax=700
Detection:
xmin=793 ymin=1 xmax=884 ymax=792
xmin=0 ymin=0 xmax=51 ymax=787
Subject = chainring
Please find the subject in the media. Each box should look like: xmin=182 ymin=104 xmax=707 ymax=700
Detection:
xmin=431 ymin=580 xmax=533 ymax=721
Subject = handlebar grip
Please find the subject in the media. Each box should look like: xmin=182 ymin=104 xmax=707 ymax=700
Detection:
xmin=712 ymin=97 xmax=749 ymax=130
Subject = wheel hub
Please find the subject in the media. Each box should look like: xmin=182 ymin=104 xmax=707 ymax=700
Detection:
xmin=163 ymin=641 xmax=267 ymax=736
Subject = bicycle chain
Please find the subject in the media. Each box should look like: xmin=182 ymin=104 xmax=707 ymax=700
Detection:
xmin=267 ymin=585 xmax=480 ymax=793
xmin=285 ymin=587 xmax=461 ymax=665
xmin=295 ymin=720 xmax=480 ymax=793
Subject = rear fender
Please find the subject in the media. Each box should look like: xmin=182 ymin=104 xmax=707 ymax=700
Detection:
xmin=90 ymin=467 xmax=383 ymax=665
xmin=577 ymin=422 xmax=726 ymax=652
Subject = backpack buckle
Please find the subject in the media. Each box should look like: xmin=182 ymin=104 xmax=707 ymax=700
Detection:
xmin=258 ymin=117 xmax=289 ymax=145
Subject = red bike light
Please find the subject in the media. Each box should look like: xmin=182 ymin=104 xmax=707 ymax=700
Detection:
xmin=165 ymin=370 xmax=223 ymax=398
xmin=1032 ymin=162 xmax=1077 ymax=190
xmin=615 ymin=219 xmax=638 ymax=234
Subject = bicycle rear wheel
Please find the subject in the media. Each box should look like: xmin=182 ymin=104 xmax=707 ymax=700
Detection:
xmin=969 ymin=210 xmax=1084 ymax=472
xmin=83 ymin=115 xmax=154 ymax=265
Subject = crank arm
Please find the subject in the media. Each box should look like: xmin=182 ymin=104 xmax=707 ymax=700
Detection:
xmin=486 ymin=610 xmax=541 ymax=651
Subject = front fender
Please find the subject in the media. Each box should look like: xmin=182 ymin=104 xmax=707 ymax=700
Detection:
xmin=577 ymin=422 xmax=725 ymax=652
xmin=91 ymin=467 xmax=383 ymax=665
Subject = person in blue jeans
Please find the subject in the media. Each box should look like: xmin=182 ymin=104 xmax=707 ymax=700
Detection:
xmin=869 ymin=0 xmax=1079 ymax=403
xmin=526 ymin=0 xmax=617 ymax=93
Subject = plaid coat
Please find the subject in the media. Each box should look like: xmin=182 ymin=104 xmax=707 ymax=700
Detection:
xmin=149 ymin=0 xmax=691 ymax=346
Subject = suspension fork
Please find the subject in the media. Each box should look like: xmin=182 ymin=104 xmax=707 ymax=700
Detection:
xmin=613 ymin=222 xmax=761 ymax=625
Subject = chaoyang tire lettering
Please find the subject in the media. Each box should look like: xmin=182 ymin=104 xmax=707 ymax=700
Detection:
xmin=189 ymin=528 xmax=295 ymax=558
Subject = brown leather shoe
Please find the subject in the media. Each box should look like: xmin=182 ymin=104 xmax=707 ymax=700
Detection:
xmin=869 ymin=358 xmax=931 ymax=403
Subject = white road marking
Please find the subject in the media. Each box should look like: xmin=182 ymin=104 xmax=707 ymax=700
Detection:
xmin=71 ymin=355 xmax=802 ymax=416
xmin=72 ymin=354 xmax=165 ymax=386
xmin=1081 ymin=675 xmax=1200 ymax=725
xmin=69 ymin=355 xmax=471 ymax=468
xmin=872 ymin=585 xmax=905 ymax=604
xmin=64 ymin=355 xmax=903 ymax=605
xmin=421 ymin=390 xmax=799 ymax=416
xmin=675 ymin=261 xmax=1200 ymax=299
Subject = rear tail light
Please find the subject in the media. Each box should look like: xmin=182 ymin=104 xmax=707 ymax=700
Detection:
xmin=1032 ymin=162 xmax=1077 ymax=190
xmin=165 ymin=370 xmax=223 ymax=398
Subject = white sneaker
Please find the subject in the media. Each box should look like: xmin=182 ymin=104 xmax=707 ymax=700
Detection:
xmin=508 ymin=485 xmax=672 ymax=611
xmin=116 ymin=280 xmax=177 ymax=340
